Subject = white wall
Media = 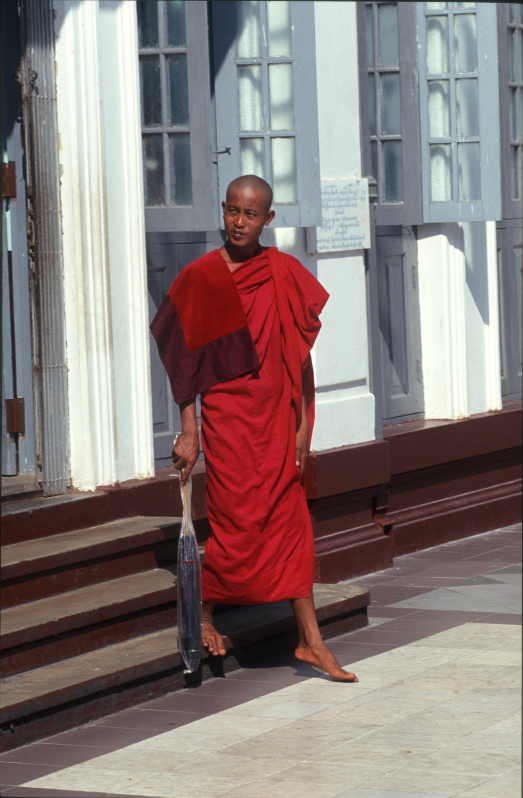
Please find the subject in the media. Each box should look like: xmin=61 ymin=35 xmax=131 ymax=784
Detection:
xmin=417 ymin=221 xmax=502 ymax=420
xmin=275 ymin=1 xmax=375 ymax=452
xmin=54 ymin=0 xmax=155 ymax=490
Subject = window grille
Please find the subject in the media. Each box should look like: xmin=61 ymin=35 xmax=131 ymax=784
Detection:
xmin=212 ymin=0 xmax=321 ymax=227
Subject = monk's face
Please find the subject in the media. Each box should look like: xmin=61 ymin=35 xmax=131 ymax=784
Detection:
xmin=222 ymin=187 xmax=275 ymax=250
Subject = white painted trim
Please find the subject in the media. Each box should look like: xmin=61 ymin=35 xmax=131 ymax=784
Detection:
xmin=484 ymin=221 xmax=503 ymax=412
xmin=54 ymin=1 xmax=154 ymax=490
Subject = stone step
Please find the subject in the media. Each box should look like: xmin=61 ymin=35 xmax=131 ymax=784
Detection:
xmin=1 ymin=516 xmax=182 ymax=607
xmin=0 ymin=583 xmax=370 ymax=752
xmin=1 ymin=568 xmax=179 ymax=677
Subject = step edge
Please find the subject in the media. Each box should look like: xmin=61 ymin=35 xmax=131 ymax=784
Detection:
xmin=1 ymin=518 xmax=182 ymax=580
xmin=0 ymin=593 xmax=370 ymax=721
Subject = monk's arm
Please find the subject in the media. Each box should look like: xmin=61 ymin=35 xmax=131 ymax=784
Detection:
xmin=172 ymin=398 xmax=199 ymax=485
xmin=295 ymin=376 xmax=309 ymax=473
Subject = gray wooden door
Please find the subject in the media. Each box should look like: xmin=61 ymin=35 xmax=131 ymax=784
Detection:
xmin=497 ymin=221 xmax=522 ymax=401
xmin=376 ymin=226 xmax=424 ymax=423
xmin=2 ymin=2 xmax=36 ymax=478
xmin=147 ymin=232 xmax=223 ymax=468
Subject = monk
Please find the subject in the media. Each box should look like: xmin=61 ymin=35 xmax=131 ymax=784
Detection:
xmin=151 ymin=175 xmax=357 ymax=682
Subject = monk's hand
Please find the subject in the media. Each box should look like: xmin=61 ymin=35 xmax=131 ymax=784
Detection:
xmin=172 ymin=430 xmax=199 ymax=485
xmin=295 ymin=421 xmax=309 ymax=474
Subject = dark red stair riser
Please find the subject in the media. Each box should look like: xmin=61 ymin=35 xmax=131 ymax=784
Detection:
xmin=1 ymin=541 xmax=177 ymax=608
xmin=1 ymin=602 xmax=177 ymax=678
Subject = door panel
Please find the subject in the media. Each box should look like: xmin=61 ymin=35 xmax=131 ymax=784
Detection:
xmin=2 ymin=2 xmax=36 ymax=477
xmin=497 ymin=222 xmax=522 ymax=400
xmin=376 ymin=226 xmax=424 ymax=422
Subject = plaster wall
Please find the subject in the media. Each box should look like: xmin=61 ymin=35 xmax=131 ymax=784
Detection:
xmin=417 ymin=221 xmax=502 ymax=420
xmin=53 ymin=0 xmax=154 ymax=490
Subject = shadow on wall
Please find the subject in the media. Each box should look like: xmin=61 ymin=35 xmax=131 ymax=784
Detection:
xmin=447 ymin=221 xmax=490 ymax=326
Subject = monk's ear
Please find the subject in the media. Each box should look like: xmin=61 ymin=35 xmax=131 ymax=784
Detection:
xmin=265 ymin=210 xmax=275 ymax=226
xmin=221 ymin=200 xmax=226 ymax=211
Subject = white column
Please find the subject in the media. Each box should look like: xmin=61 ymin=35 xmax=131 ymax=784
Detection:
xmin=307 ymin=1 xmax=375 ymax=450
xmin=417 ymin=221 xmax=502 ymax=420
xmin=54 ymin=0 xmax=154 ymax=490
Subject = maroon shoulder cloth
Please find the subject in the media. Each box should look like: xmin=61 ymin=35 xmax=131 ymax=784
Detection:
xmin=150 ymin=250 xmax=260 ymax=404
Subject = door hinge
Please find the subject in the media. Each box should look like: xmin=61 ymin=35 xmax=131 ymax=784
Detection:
xmin=416 ymin=359 xmax=423 ymax=383
xmin=5 ymin=398 xmax=25 ymax=434
xmin=2 ymin=162 xmax=16 ymax=198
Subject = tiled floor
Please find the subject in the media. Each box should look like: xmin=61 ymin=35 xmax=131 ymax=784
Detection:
xmin=1 ymin=523 xmax=521 ymax=798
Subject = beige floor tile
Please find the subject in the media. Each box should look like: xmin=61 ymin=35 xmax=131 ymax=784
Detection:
xmin=127 ymin=731 xmax=255 ymax=753
xmin=113 ymin=771 xmax=238 ymax=797
xmin=222 ymin=778 xmax=346 ymax=798
xmin=274 ymin=682 xmax=375 ymax=702
xmin=173 ymin=713 xmax=293 ymax=736
xmin=171 ymin=753 xmax=297 ymax=782
xmin=216 ymin=733 xmax=326 ymax=761
xmin=266 ymin=760 xmax=396 ymax=786
xmin=411 ymin=748 xmax=520 ymax=777
xmin=24 ymin=767 xmax=162 ymax=794
xmin=308 ymin=742 xmax=427 ymax=768
xmin=367 ymin=766 xmax=494 ymax=793
xmin=454 ymin=774 xmax=523 ymax=798
xmin=224 ymin=696 xmax=333 ymax=718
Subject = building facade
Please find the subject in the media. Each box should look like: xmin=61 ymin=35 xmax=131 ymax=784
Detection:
xmin=2 ymin=1 xmax=521 ymax=576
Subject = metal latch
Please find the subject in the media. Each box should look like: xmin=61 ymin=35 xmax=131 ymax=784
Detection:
xmin=2 ymin=162 xmax=16 ymax=198
xmin=5 ymin=398 xmax=25 ymax=434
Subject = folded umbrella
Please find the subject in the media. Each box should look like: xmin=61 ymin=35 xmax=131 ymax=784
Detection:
xmin=177 ymin=471 xmax=202 ymax=673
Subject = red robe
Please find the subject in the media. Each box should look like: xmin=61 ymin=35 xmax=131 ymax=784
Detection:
xmin=151 ymin=246 xmax=329 ymax=604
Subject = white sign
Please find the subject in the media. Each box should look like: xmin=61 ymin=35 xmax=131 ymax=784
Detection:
xmin=309 ymin=179 xmax=371 ymax=253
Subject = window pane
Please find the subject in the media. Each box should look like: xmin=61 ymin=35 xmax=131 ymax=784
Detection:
xmin=509 ymin=88 xmax=517 ymax=141
xmin=238 ymin=65 xmax=263 ymax=131
xmin=382 ymin=140 xmax=403 ymax=201
xmin=271 ymin=137 xmax=297 ymax=203
xmin=140 ymin=56 xmax=162 ymax=127
xmin=167 ymin=54 xmax=189 ymax=126
xmin=269 ymin=63 xmax=294 ymax=131
xmin=166 ymin=1 xmax=186 ymax=47
xmin=237 ymin=1 xmax=261 ymax=58
xmin=240 ymin=139 xmax=265 ymax=178
xmin=428 ymin=80 xmax=450 ymax=137
xmin=170 ymin=134 xmax=192 ymax=205
xmin=455 ymin=2 xmax=476 ymax=7
xmin=368 ymin=73 xmax=376 ymax=135
xmin=240 ymin=138 xmax=265 ymax=179
xmin=457 ymin=142 xmax=480 ymax=199
xmin=456 ymin=78 xmax=479 ymax=136
xmin=267 ymin=0 xmax=292 ymax=57
xmin=511 ymin=146 xmax=520 ymax=199
xmin=380 ymin=73 xmax=401 ymax=135
xmin=143 ymin=135 xmax=165 ymax=205
xmin=137 ymin=1 xmax=158 ymax=49
xmin=427 ymin=16 xmax=449 ymax=74
xmin=371 ymin=140 xmax=378 ymax=180
xmin=378 ymin=4 xmax=399 ymax=68
xmin=454 ymin=14 xmax=477 ymax=73
xmin=426 ymin=2 xmax=447 ymax=9
xmin=508 ymin=29 xmax=515 ymax=82
xmin=366 ymin=6 xmax=374 ymax=67
xmin=519 ymin=29 xmax=523 ymax=82
xmin=430 ymin=143 xmax=452 ymax=200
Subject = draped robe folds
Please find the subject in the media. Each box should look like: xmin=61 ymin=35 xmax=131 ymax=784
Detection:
xmin=151 ymin=246 xmax=329 ymax=605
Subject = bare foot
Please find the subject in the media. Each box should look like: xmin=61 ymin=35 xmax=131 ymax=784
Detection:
xmin=295 ymin=641 xmax=358 ymax=682
xmin=202 ymin=620 xmax=227 ymax=656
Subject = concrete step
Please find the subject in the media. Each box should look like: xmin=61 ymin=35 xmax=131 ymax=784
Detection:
xmin=0 ymin=583 xmax=370 ymax=752
xmin=1 ymin=516 xmax=182 ymax=607
xmin=1 ymin=568 xmax=179 ymax=677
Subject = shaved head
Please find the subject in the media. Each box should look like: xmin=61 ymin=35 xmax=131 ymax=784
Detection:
xmin=226 ymin=175 xmax=273 ymax=213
